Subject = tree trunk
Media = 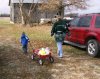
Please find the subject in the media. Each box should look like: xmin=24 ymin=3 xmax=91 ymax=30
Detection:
xmin=19 ymin=6 xmax=26 ymax=25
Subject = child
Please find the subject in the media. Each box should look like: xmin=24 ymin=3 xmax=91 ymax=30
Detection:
xmin=20 ymin=32 xmax=30 ymax=54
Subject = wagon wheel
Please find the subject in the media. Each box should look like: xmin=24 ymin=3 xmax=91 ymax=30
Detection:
xmin=31 ymin=55 xmax=35 ymax=60
xmin=49 ymin=56 xmax=54 ymax=63
xmin=38 ymin=59 xmax=43 ymax=65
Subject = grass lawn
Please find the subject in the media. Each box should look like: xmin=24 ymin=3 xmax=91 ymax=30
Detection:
xmin=0 ymin=17 xmax=10 ymax=24
xmin=0 ymin=17 xmax=86 ymax=56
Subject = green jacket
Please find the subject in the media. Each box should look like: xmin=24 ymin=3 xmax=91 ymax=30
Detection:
xmin=51 ymin=19 xmax=69 ymax=42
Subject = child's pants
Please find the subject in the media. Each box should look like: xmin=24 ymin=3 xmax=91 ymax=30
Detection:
xmin=57 ymin=42 xmax=63 ymax=57
xmin=22 ymin=45 xmax=28 ymax=54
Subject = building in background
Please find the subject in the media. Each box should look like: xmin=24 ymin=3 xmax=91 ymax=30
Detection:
xmin=9 ymin=0 xmax=64 ymax=23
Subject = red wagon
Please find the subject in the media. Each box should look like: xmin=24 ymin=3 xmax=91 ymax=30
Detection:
xmin=31 ymin=48 xmax=54 ymax=65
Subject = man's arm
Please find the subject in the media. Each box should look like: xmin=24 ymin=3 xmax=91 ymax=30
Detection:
xmin=51 ymin=23 xmax=57 ymax=36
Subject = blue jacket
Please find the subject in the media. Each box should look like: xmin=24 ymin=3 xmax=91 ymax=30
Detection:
xmin=21 ymin=34 xmax=29 ymax=46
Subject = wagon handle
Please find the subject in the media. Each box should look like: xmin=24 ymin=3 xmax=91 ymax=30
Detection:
xmin=29 ymin=41 xmax=34 ymax=50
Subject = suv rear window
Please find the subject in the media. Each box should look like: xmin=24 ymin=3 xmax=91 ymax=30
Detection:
xmin=95 ymin=16 xmax=100 ymax=28
xmin=78 ymin=16 xmax=92 ymax=27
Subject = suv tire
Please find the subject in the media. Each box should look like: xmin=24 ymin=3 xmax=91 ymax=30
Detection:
xmin=87 ymin=39 xmax=100 ymax=57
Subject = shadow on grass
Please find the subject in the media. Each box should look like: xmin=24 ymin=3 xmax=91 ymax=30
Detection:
xmin=63 ymin=43 xmax=87 ymax=56
xmin=0 ymin=45 xmax=53 ymax=79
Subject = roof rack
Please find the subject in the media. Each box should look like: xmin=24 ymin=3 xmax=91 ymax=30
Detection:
xmin=85 ymin=13 xmax=100 ymax=15
xmin=79 ymin=12 xmax=100 ymax=16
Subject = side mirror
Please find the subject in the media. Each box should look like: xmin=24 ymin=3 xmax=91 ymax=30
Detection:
xmin=66 ymin=23 xmax=70 ymax=27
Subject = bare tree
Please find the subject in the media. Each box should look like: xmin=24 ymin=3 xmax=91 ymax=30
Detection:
xmin=18 ymin=0 xmax=87 ymax=25
xmin=39 ymin=0 xmax=87 ymax=16
xmin=19 ymin=0 xmax=24 ymax=25
xmin=19 ymin=0 xmax=39 ymax=26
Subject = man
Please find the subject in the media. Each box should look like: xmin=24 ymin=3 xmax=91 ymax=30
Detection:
xmin=51 ymin=16 xmax=69 ymax=58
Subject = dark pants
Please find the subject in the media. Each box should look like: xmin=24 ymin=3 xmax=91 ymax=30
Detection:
xmin=22 ymin=45 xmax=28 ymax=54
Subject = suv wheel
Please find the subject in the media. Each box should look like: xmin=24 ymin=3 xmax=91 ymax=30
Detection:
xmin=87 ymin=39 xmax=100 ymax=57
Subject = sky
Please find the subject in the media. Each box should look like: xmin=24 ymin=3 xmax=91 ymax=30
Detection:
xmin=0 ymin=0 xmax=100 ymax=14
xmin=65 ymin=0 xmax=100 ymax=15
xmin=78 ymin=0 xmax=100 ymax=14
xmin=0 ymin=0 xmax=10 ymax=14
